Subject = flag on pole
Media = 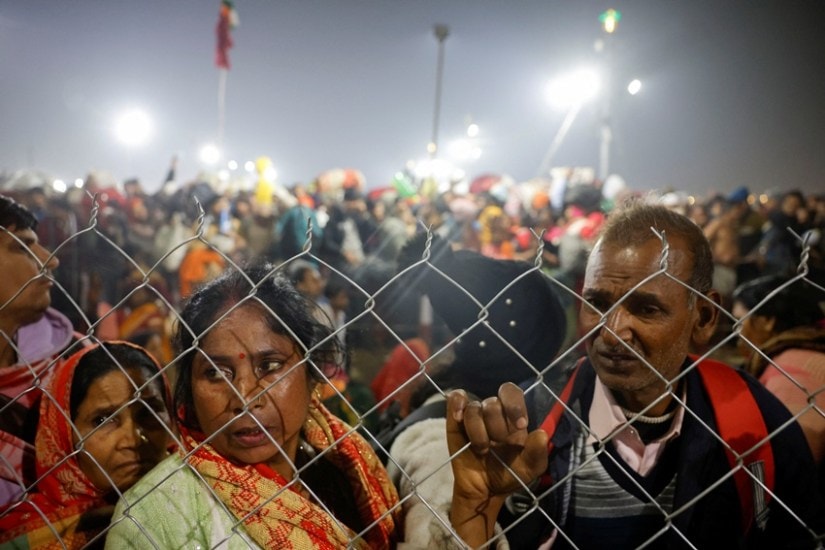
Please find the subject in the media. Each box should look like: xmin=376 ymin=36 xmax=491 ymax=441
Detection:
xmin=215 ymin=0 xmax=238 ymax=69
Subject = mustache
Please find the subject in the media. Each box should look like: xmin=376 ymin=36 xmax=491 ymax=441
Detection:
xmin=594 ymin=343 xmax=642 ymax=358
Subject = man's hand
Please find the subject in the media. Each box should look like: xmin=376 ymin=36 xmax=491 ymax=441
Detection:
xmin=445 ymin=382 xmax=549 ymax=546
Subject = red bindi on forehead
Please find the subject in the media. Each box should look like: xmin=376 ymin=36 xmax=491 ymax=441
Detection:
xmin=238 ymin=352 xmax=246 ymax=359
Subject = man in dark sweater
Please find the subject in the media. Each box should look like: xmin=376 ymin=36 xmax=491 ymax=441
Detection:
xmin=446 ymin=203 xmax=824 ymax=549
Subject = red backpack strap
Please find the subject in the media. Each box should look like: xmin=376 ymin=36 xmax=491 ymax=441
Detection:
xmin=694 ymin=357 xmax=775 ymax=533
xmin=537 ymin=360 xmax=582 ymax=487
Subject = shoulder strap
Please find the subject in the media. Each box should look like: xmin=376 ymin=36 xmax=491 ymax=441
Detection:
xmin=539 ymin=363 xmax=581 ymax=454
xmin=536 ymin=359 xmax=583 ymax=488
xmin=694 ymin=356 xmax=775 ymax=533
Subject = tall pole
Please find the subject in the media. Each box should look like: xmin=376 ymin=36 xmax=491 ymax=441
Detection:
xmin=429 ymin=24 xmax=449 ymax=158
xmin=597 ymin=9 xmax=620 ymax=180
xmin=218 ymin=67 xmax=228 ymax=149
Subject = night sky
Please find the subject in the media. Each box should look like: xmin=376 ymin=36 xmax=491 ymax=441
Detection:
xmin=1 ymin=1 xmax=823 ymax=196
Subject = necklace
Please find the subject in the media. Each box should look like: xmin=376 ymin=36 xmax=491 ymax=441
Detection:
xmin=619 ymin=406 xmax=676 ymax=425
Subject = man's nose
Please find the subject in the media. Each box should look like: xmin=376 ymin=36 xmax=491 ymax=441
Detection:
xmin=35 ymin=243 xmax=59 ymax=271
xmin=600 ymin=307 xmax=632 ymax=346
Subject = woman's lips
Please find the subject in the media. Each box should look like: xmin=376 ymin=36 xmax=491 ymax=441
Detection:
xmin=115 ymin=459 xmax=144 ymax=476
xmin=231 ymin=425 xmax=274 ymax=447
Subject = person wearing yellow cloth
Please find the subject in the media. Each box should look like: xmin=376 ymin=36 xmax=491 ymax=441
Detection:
xmin=106 ymin=265 xmax=400 ymax=549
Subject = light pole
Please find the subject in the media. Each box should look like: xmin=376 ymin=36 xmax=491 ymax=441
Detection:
xmin=597 ymin=9 xmax=621 ymax=180
xmin=429 ymin=24 xmax=449 ymax=159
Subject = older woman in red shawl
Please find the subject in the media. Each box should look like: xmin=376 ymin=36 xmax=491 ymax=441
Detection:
xmin=0 ymin=341 xmax=173 ymax=549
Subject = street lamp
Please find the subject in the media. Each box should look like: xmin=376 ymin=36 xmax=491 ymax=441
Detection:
xmin=596 ymin=8 xmax=622 ymax=180
xmin=599 ymin=9 xmax=622 ymax=34
xmin=429 ymin=24 xmax=449 ymax=158
xmin=199 ymin=143 xmax=222 ymax=166
xmin=114 ymin=108 xmax=153 ymax=147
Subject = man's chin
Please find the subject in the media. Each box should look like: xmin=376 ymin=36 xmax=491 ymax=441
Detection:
xmin=18 ymin=303 xmax=50 ymax=327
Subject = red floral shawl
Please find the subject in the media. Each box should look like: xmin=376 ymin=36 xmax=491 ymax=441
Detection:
xmin=180 ymin=397 xmax=401 ymax=549
xmin=0 ymin=341 xmax=166 ymax=549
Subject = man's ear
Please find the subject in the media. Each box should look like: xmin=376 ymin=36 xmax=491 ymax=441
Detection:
xmin=692 ymin=289 xmax=721 ymax=347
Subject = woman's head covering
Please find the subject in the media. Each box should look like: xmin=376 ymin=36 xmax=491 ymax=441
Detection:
xmin=0 ymin=341 xmax=167 ymax=548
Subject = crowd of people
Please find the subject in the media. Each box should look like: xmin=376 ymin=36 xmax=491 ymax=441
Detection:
xmin=1 ymin=163 xmax=824 ymax=548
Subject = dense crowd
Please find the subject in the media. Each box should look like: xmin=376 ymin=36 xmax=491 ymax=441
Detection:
xmin=8 ymin=168 xmax=825 ymax=347
xmin=1 ymin=164 xmax=824 ymax=548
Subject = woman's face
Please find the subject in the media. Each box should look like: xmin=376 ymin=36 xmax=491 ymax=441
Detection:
xmin=190 ymin=304 xmax=313 ymax=479
xmin=73 ymin=367 xmax=171 ymax=493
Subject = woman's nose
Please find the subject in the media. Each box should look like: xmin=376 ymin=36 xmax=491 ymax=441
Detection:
xmin=121 ymin=414 xmax=148 ymax=447
xmin=233 ymin=371 xmax=265 ymax=411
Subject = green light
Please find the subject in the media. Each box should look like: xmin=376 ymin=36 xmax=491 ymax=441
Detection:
xmin=599 ymin=9 xmax=622 ymax=33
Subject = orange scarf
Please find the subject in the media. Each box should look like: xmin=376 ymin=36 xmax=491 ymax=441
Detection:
xmin=0 ymin=341 xmax=168 ymax=549
xmin=180 ymin=397 xmax=400 ymax=549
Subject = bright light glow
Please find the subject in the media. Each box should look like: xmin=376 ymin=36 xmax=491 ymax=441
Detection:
xmin=265 ymin=166 xmax=278 ymax=181
xmin=412 ymin=157 xmax=455 ymax=181
xmin=52 ymin=179 xmax=67 ymax=193
xmin=426 ymin=142 xmax=437 ymax=155
xmin=546 ymin=69 xmax=600 ymax=109
xmin=448 ymin=139 xmax=472 ymax=161
xmin=448 ymin=138 xmax=483 ymax=162
xmin=244 ymin=160 xmax=255 ymax=173
xmin=114 ymin=109 xmax=153 ymax=146
xmin=199 ymin=144 xmax=221 ymax=165
xmin=74 ymin=178 xmax=84 ymax=188
xmin=603 ymin=17 xmax=616 ymax=33
xmin=227 ymin=160 xmax=238 ymax=170
xmin=467 ymin=123 xmax=479 ymax=138
xmin=218 ymin=169 xmax=230 ymax=181
xmin=599 ymin=9 xmax=622 ymax=34
xmin=627 ymin=79 xmax=642 ymax=95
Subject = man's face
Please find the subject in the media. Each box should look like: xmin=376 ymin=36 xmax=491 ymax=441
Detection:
xmin=0 ymin=225 xmax=58 ymax=328
xmin=579 ymin=237 xmax=708 ymax=405
xmin=295 ymin=269 xmax=324 ymax=300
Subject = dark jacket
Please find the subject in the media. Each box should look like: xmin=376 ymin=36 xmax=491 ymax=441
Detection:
xmin=502 ymin=358 xmax=825 ymax=549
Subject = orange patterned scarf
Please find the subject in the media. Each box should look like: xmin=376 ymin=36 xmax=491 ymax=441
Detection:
xmin=180 ymin=397 xmax=400 ymax=549
xmin=0 ymin=341 xmax=170 ymax=549
xmin=0 ymin=343 xmax=111 ymax=548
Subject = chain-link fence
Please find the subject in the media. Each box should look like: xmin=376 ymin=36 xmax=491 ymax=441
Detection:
xmin=1 ymin=199 xmax=824 ymax=549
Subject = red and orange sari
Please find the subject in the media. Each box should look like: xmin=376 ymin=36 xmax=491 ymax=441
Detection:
xmin=179 ymin=396 xmax=401 ymax=549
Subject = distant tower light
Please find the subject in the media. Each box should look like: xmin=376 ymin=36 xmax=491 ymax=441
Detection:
xmin=599 ymin=9 xmax=622 ymax=34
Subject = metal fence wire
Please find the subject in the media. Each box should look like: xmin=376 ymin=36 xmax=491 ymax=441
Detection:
xmin=1 ymin=198 xmax=824 ymax=549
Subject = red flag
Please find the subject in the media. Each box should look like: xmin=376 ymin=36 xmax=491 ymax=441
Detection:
xmin=215 ymin=1 xmax=237 ymax=69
